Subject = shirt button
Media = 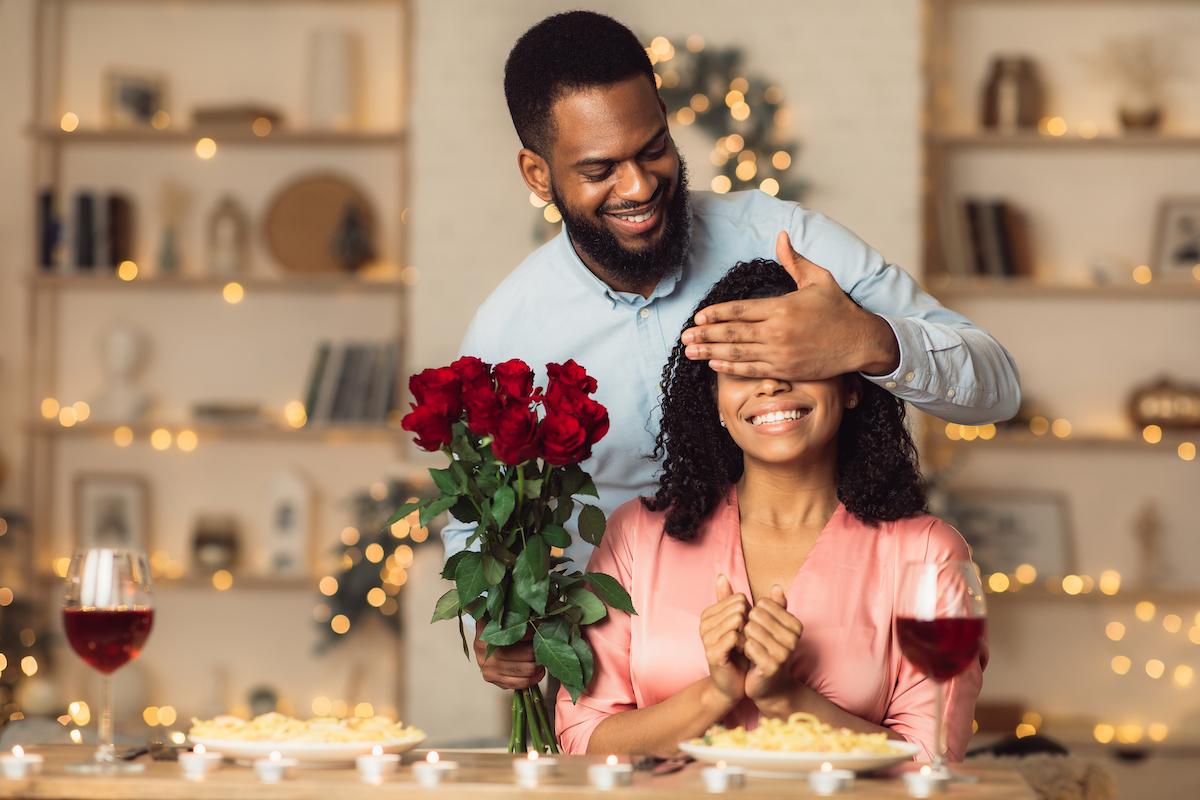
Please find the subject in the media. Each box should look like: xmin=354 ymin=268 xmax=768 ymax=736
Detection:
xmin=946 ymin=389 xmax=956 ymax=398
xmin=904 ymin=372 xmax=916 ymax=382
xmin=639 ymin=308 xmax=650 ymax=318
xmin=884 ymin=381 xmax=898 ymax=389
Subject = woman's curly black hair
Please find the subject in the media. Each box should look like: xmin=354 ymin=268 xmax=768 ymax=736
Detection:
xmin=643 ymin=258 xmax=928 ymax=540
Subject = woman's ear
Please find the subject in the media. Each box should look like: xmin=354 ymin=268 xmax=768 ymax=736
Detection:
xmin=845 ymin=375 xmax=863 ymax=409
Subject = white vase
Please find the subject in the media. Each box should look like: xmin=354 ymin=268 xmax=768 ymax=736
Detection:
xmin=309 ymin=29 xmax=359 ymax=131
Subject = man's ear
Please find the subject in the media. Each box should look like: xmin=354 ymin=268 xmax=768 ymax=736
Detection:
xmin=518 ymin=148 xmax=553 ymax=204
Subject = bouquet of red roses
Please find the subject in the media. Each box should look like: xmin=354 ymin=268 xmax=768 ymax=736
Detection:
xmin=388 ymin=356 xmax=635 ymax=754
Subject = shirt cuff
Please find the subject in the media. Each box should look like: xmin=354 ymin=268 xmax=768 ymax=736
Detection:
xmin=861 ymin=314 xmax=979 ymax=407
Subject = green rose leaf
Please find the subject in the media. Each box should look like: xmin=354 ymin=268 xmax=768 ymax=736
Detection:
xmin=578 ymin=504 xmax=606 ymax=547
xmin=462 ymin=596 xmax=487 ymax=619
xmin=441 ymin=549 xmax=470 ymax=581
xmin=430 ymin=467 xmax=460 ymax=497
xmin=481 ymin=611 xmax=529 ymax=647
xmin=449 ymin=496 xmax=481 ymax=524
xmin=541 ymin=524 xmax=571 ymax=549
xmin=533 ymin=632 xmax=583 ymax=697
xmin=553 ymin=498 xmax=574 ymax=525
xmin=574 ymin=475 xmax=599 ymax=499
xmin=538 ymin=615 xmax=570 ymax=642
xmin=492 ymin=485 xmax=516 ymax=528
xmin=455 ymin=552 xmax=489 ymax=606
xmin=481 ymin=553 xmax=506 ymax=586
xmin=571 ymin=635 xmax=595 ymax=688
xmin=430 ymin=587 xmax=461 ymax=623
xmin=523 ymin=478 xmax=543 ymax=499
xmin=452 ymin=436 xmax=482 ymax=465
xmin=383 ymin=499 xmax=424 ymax=528
xmin=485 ymin=580 xmax=507 ymax=620
xmin=420 ymin=494 xmax=459 ymax=528
xmin=567 ymin=586 xmax=607 ymax=625
xmin=585 ymin=572 xmax=636 ymax=615
xmin=514 ymin=534 xmax=550 ymax=615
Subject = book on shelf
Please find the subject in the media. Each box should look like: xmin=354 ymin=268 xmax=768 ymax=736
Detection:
xmin=940 ymin=196 xmax=1034 ymax=279
xmin=302 ymin=340 xmax=398 ymax=427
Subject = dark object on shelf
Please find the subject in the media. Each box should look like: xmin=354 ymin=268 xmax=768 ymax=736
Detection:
xmin=206 ymin=196 xmax=250 ymax=277
xmin=192 ymin=515 xmax=240 ymax=571
xmin=74 ymin=192 xmax=96 ymax=268
xmin=982 ymin=57 xmax=1043 ymax=131
xmin=192 ymin=105 xmax=283 ymax=130
xmin=956 ymin=198 xmax=1034 ymax=278
xmin=192 ymin=402 xmax=264 ymax=425
xmin=1119 ymin=107 xmax=1161 ymax=132
xmin=105 ymin=70 xmax=168 ymax=128
xmin=264 ymin=173 xmax=375 ymax=273
xmin=968 ymin=734 xmax=1069 ymax=758
xmin=330 ymin=201 xmax=375 ymax=271
xmin=1129 ymin=376 xmax=1200 ymax=429
xmin=106 ymin=194 xmax=134 ymax=267
xmin=307 ymin=341 xmax=397 ymax=425
xmin=248 ymin=686 xmax=278 ymax=717
xmin=38 ymin=190 xmax=58 ymax=269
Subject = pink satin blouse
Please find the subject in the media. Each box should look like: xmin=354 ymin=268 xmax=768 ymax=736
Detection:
xmin=555 ymin=487 xmax=987 ymax=760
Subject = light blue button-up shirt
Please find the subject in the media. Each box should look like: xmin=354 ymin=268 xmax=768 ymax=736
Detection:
xmin=443 ymin=190 xmax=1019 ymax=569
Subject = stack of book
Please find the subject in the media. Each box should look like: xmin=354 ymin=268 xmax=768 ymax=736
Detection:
xmin=938 ymin=197 xmax=1035 ymax=278
xmin=302 ymin=341 xmax=398 ymax=426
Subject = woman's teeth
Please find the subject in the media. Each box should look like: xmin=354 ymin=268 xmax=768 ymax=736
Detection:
xmin=615 ymin=209 xmax=653 ymax=223
xmin=750 ymin=409 xmax=809 ymax=426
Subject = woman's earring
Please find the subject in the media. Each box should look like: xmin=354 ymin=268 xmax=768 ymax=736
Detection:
xmin=848 ymin=399 xmax=857 ymax=408
xmin=720 ymin=418 xmax=727 ymax=428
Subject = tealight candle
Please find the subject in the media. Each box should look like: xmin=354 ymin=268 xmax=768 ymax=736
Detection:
xmin=808 ymin=762 xmax=854 ymax=795
xmin=253 ymin=751 xmax=297 ymax=783
xmin=588 ymin=755 xmax=633 ymax=790
xmin=178 ymin=744 xmax=223 ymax=781
xmin=512 ymin=750 xmax=558 ymax=788
xmin=1 ymin=746 xmax=43 ymax=780
xmin=903 ymin=765 xmax=951 ymax=797
xmin=412 ymin=751 xmax=459 ymax=787
xmin=356 ymin=745 xmax=400 ymax=785
xmin=700 ymin=760 xmax=746 ymax=793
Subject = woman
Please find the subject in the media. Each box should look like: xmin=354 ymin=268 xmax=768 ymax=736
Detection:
xmin=555 ymin=259 xmax=986 ymax=760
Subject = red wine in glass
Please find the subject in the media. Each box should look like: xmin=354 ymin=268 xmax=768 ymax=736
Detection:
xmin=896 ymin=617 xmax=986 ymax=681
xmin=63 ymin=608 xmax=154 ymax=674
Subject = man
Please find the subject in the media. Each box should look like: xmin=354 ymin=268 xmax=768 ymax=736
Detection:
xmin=445 ymin=11 xmax=1019 ymax=691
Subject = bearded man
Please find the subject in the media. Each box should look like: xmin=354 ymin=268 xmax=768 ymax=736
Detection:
xmin=444 ymin=11 xmax=1019 ymax=692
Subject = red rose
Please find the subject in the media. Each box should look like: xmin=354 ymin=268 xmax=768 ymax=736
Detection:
xmin=544 ymin=390 xmax=610 ymax=447
xmin=494 ymin=359 xmax=534 ymax=401
xmin=490 ymin=401 xmax=540 ymax=464
xmin=462 ymin=386 xmax=504 ymax=435
xmin=401 ymin=404 xmax=454 ymax=451
xmin=451 ymin=356 xmax=493 ymax=393
xmin=409 ymin=367 xmax=462 ymax=418
xmin=546 ymin=360 xmax=598 ymax=399
xmin=540 ymin=411 xmax=590 ymax=465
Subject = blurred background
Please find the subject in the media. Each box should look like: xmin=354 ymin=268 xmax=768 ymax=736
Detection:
xmin=0 ymin=0 xmax=1197 ymax=796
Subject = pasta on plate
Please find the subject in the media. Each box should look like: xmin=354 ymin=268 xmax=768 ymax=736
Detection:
xmin=691 ymin=712 xmax=898 ymax=753
xmin=189 ymin=712 xmax=423 ymax=743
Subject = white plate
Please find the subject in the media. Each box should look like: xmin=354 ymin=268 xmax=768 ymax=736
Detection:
xmin=678 ymin=739 xmax=919 ymax=775
xmin=188 ymin=733 xmax=426 ymax=768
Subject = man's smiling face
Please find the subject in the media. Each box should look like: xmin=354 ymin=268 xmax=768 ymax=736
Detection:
xmin=541 ymin=76 xmax=691 ymax=294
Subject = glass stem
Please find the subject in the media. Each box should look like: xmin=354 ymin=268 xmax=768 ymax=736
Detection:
xmin=932 ymin=678 xmax=946 ymax=772
xmin=97 ymin=672 xmax=114 ymax=763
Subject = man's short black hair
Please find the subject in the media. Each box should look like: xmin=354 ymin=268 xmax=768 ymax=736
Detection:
xmin=504 ymin=11 xmax=655 ymax=158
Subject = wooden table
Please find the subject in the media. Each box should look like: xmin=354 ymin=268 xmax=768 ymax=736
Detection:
xmin=0 ymin=747 xmax=1036 ymax=799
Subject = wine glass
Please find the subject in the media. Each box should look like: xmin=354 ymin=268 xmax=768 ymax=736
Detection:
xmin=62 ymin=549 xmax=155 ymax=772
xmin=895 ymin=560 xmax=986 ymax=774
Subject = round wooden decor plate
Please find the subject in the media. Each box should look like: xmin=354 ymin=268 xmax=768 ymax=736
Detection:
xmin=264 ymin=173 xmax=375 ymax=273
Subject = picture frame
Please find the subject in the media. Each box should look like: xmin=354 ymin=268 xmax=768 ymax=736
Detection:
xmin=942 ymin=489 xmax=1075 ymax=578
xmin=1152 ymin=196 xmax=1200 ymax=281
xmin=75 ymin=474 xmax=149 ymax=551
xmin=104 ymin=69 xmax=168 ymax=128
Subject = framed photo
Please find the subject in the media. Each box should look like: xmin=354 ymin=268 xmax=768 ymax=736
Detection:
xmin=943 ymin=489 xmax=1075 ymax=578
xmin=1152 ymin=196 xmax=1200 ymax=280
xmin=75 ymin=474 xmax=148 ymax=551
xmin=104 ymin=70 xmax=168 ymax=128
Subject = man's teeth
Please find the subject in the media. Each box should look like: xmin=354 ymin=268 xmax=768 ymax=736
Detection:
xmin=750 ymin=409 xmax=809 ymax=426
xmin=615 ymin=209 xmax=653 ymax=223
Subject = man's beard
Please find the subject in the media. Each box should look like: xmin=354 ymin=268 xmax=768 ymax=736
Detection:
xmin=551 ymin=157 xmax=691 ymax=289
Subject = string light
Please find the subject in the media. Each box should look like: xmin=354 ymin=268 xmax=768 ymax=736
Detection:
xmin=1106 ymin=622 xmax=1125 ymax=641
xmin=61 ymin=112 xmax=79 ymax=132
xmin=1094 ymin=723 xmax=1115 ymax=743
xmin=331 ymin=615 xmax=350 ymax=634
xmin=1136 ymin=601 xmax=1156 ymax=621
xmin=711 ymin=176 xmax=732 ymax=194
xmin=222 ymin=282 xmax=244 ymax=303
xmin=177 ymin=430 xmax=198 ymax=452
xmin=319 ymin=577 xmax=338 ymax=596
xmin=151 ymin=428 xmax=172 ymax=450
xmin=1051 ymin=419 xmax=1072 ymax=438
xmin=1079 ymin=120 xmax=1098 ymax=139
xmin=41 ymin=398 xmax=59 ymax=418
xmin=675 ymin=108 xmax=695 ymax=125
xmin=1099 ymin=570 xmax=1120 ymax=595
xmin=354 ymin=703 xmax=374 ymax=718
xmin=1174 ymin=665 xmax=1193 ymax=686
xmin=284 ymin=401 xmax=307 ymax=428
xmin=252 ymin=117 xmax=272 ymax=137
xmin=686 ymin=35 xmax=705 ymax=52
xmin=151 ymin=111 xmax=170 ymax=130
xmin=1144 ymin=425 xmax=1163 ymax=444
xmin=1015 ymin=564 xmax=1037 ymax=584
xmin=312 ymin=697 xmax=332 ymax=716
xmin=543 ymin=205 xmax=562 ymax=224
xmin=212 ymin=570 xmax=233 ymax=590
xmin=1146 ymin=659 xmax=1165 ymax=679
xmin=118 ymin=261 xmax=138 ymax=280
xmin=759 ymin=178 xmax=779 ymax=196
xmin=1180 ymin=442 xmax=1197 ymax=461
xmin=1133 ymin=265 xmax=1152 ymax=284
xmin=1164 ymin=614 xmax=1182 ymax=633
xmin=1111 ymin=656 xmax=1131 ymax=675
xmin=1029 ymin=416 xmax=1050 ymax=435
xmin=196 ymin=138 xmax=217 ymax=159
xmin=690 ymin=94 xmax=709 ymax=113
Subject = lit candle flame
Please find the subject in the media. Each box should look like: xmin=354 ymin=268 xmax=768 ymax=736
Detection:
xmin=194 ymin=744 xmax=206 ymax=755
xmin=716 ymin=760 xmax=727 ymax=769
xmin=528 ymin=750 xmax=538 ymax=761
xmin=821 ymin=761 xmax=833 ymax=773
xmin=920 ymin=765 xmax=932 ymax=776
xmin=269 ymin=751 xmax=281 ymax=761
xmin=372 ymin=745 xmax=382 ymax=756
xmin=12 ymin=746 xmax=23 ymax=758
xmin=427 ymin=751 xmax=440 ymax=764
xmin=606 ymin=755 xmax=618 ymax=766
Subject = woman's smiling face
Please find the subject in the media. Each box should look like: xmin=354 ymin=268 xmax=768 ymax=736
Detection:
xmin=716 ymin=372 xmax=860 ymax=468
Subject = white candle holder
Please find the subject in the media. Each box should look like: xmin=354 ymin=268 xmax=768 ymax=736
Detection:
xmin=412 ymin=752 xmax=459 ymax=787
xmin=356 ymin=752 xmax=400 ymax=784
xmin=700 ymin=762 xmax=745 ymax=793
xmin=808 ymin=765 xmax=854 ymax=795
xmin=0 ymin=749 xmax=43 ymax=780
xmin=903 ymin=766 xmax=951 ymax=797
xmin=253 ymin=752 xmax=298 ymax=783
xmin=178 ymin=749 xmax=223 ymax=781
xmin=513 ymin=753 xmax=558 ymax=788
xmin=587 ymin=757 xmax=633 ymax=790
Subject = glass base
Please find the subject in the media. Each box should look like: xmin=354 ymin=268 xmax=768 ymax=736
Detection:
xmin=65 ymin=762 xmax=146 ymax=774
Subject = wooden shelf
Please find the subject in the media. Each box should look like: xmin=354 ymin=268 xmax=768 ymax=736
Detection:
xmin=932 ymin=429 xmax=1197 ymax=453
xmin=31 ymin=421 xmax=402 ymax=444
xmin=155 ymin=574 xmax=317 ymax=591
xmin=29 ymin=273 xmax=405 ymax=294
xmin=928 ymin=131 xmax=1200 ymax=149
xmin=31 ymin=127 xmax=405 ymax=147
xmin=928 ymin=277 xmax=1200 ymax=300
xmin=985 ymin=586 xmax=1200 ymax=605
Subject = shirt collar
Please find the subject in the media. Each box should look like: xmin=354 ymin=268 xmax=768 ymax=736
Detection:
xmin=555 ymin=228 xmax=684 ymax=308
